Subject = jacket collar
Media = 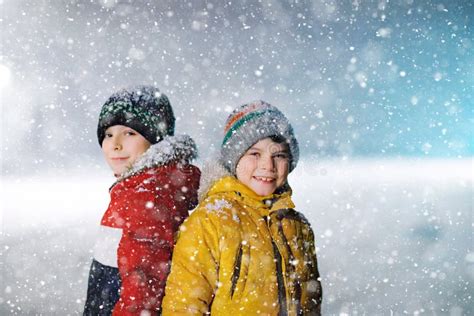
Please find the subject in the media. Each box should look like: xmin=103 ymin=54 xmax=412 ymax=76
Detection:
xmin=117 ymin=134 xmax=197 ymax=182
xmin=199 ymin=160 xmax=295 ymax=215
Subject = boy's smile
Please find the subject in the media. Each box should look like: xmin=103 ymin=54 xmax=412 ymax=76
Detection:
xmin=236 ymin=137 xmax=290 ymax=196
xmin=254 ymin=176 xmax=275 ymax=182
xmin=102 ymin=125 xmax=151 ymax=177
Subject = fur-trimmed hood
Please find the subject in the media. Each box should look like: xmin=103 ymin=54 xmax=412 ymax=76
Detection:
xmin=197 ymin=159 xmax=231 ymax=202
xmin=118 ymin=134 xmax=197 ymax=181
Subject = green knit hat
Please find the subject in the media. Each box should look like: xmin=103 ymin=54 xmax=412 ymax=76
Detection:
xmin=220 ymin=100 xmax=299 ymax=174
xmin=97 ymin=85 xmax=175 ymax=146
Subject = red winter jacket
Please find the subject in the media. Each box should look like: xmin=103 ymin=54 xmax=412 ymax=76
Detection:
xmin=85 ymin=135 xmax=200 ymax=316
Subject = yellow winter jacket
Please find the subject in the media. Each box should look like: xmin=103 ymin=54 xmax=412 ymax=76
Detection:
xmin=162 ymin=176 xmax=322 ymax=315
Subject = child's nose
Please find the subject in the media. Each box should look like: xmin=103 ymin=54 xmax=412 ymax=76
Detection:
xmin=112 ymin=138 xmax=122 ymax=150
xmin=259 ymin=156 xmax=275 ymax=171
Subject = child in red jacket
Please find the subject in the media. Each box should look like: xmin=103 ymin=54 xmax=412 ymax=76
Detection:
xmin=84 ymin=85 xmax=200 ymax=315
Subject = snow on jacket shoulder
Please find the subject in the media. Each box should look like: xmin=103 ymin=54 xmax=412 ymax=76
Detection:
xmin=84 ymin=135 xmax=200 ymax=316
xmin=162 ymin=170 xmax=322 ymax=316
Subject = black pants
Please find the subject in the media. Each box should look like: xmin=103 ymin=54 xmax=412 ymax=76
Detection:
xmin=83 ymin=259 xmax=121 ymax=316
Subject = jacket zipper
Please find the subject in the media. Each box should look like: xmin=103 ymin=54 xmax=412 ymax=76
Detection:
xmin=230 ymin=244 xmax=243 ymax=298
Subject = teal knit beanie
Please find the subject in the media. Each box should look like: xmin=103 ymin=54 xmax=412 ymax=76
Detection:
xmin=97 ymin=85 xmax=175 ymax=146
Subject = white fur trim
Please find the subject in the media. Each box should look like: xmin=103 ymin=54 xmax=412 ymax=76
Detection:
xmin=198 ymin=159 xmax=232 ymax=202
xmin=119 ymin=134 xmax=197 ymax=181
xmin=93 ymin=225 xmax=122 ymax=268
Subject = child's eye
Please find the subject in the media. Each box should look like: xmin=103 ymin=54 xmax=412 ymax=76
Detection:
xmin=248 ymin=151 xmax=260 ymax=157
xmin=273 ymin=153 xmax=289 ymax=159
xmin=125 ymin=130 xmax=137 ymax=136
xmin=105 ymin=133 xmax=113 ymax=138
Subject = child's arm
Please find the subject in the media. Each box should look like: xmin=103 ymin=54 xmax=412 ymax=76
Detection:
xmin=301 ymin=226 xmax=323 ymax=314
xmin=162 ymin=207 xmax=220 ymax=315
xmin=112 ymin=182 xmax=179 ymax=315
xmin=169 ymin=164 xmax=201 ymax=233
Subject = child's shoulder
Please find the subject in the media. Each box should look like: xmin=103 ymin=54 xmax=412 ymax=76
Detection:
xmin=124 ymin=162 xmax=198 ymax=184
xmin=190 ymin=194 xmax=240 ymax=222
xmin=273 ymin=207 xmax=311 ymax=226
xmin=112 ymin=165 xmax=172 ymax=195
xmin=196 ymin=193 xmax=233 ymax=212
xmin=117 ymin=134 xmax=199 ymax=181
xmin=202 ymin=195 xmax=234 ymax=214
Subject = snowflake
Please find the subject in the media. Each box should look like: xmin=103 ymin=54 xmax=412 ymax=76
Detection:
xmin=205 ymin=199 xmax=232 ymax=215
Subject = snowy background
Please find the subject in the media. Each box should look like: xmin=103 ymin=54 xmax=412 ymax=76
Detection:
xmin=1 ymin=160 xmax=472 ymax=315
xmin=1 ymin=0 xmax=473 ymax=315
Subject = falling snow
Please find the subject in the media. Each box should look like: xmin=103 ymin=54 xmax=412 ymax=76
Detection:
xmin=1 ymin=0 xmax=472 ymax=315
xmin=205 ymin=199 xmax=233 ymax=215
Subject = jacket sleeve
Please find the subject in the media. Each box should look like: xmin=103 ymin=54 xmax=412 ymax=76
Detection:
xmin=113 ymin=180 xmax=182 ymax=315
xmin=169 ymin=164 xmax=201 ymax=233
xmin=162 ymin=207 xmax=220 ymax=315
xmin=301 ymin=225 xmax=323 ymax=315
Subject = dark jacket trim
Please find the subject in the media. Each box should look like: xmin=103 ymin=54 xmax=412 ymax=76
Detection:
xmin=266 ymin=215 xmax=288 ymax=316
xmin=274 ymin=208 xmax=310 ymax=226
xmin=276 ymin=219 xmax=303 ymax=316
xmin=230 ymin=244 xmax=243 ymax=298
xmin=83 ymin=259 xmax=121 ymax=316
xmin=272 ymin=240 xmax=288 ymax=316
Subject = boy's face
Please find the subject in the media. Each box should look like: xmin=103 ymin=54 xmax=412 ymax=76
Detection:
xmin=102 ymin=125 xmax=151 ymax=177
xmin=236 ymin=137 xmax=290 ymax=196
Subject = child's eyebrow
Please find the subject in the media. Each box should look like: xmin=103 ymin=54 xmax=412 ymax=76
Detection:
xmin=247 ymin=147 xmax=262 ymax=151
xmin=272 ymin=150 xmax=289 ymax=155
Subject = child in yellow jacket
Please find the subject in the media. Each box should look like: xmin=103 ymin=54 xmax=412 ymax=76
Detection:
xmin=162 ymin=100 xmax=322 ymax=315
